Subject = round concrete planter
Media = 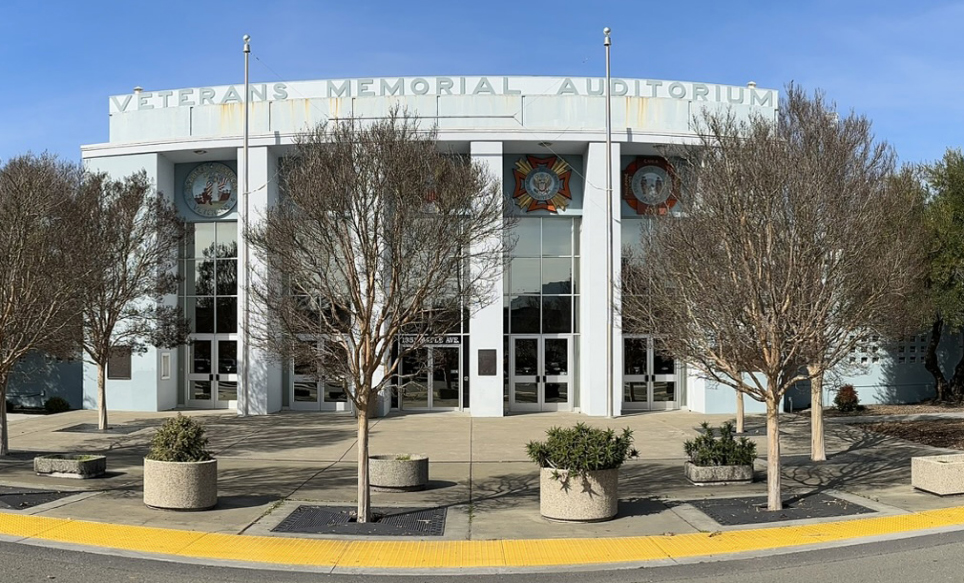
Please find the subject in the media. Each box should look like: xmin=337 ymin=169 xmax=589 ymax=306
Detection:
xmin=34 ymin=454 xmax=107 ymax=479
xmin=143 ymin=458 xmax=218 ymax=510
xmin=684 ymin=461 xmax=754 ymax=485
xmin=369 ymin=454 xmax=429 ymax=492
xmin=539 ymin=467 xmax=619 ymax=522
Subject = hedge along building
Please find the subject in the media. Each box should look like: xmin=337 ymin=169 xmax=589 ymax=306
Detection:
xmin=77 ymin=75 xmax=937 ymax=418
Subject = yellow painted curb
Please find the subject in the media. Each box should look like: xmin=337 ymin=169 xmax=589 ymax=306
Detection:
xmin=3 ymin=507 xmax=964 ymax=570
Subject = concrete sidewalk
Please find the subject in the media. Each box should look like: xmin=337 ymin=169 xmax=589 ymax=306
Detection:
xmin=1 ymin=408 xmax=963 ymax=572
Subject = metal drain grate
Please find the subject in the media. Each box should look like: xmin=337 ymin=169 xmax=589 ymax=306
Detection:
xmin=55 ymin=423 xmax=146 ymax=435
xmin=272 ymin=505 xmax=446 ymax=536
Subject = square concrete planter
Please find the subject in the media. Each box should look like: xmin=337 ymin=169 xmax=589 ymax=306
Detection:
xmin=912 ymin=454 xmax=964 ymax=496
xmin=34 ymin=454 xmax=107 ymax=479
xmin=684 ymin=461 xmax=753 ymax=485
xmin=370 ymin=454 xmax=429 ymax=492
xmin=143 ymin=458 xmax=218 ymax=510
xmin=539 ymin=467 xmax=619 ymax=522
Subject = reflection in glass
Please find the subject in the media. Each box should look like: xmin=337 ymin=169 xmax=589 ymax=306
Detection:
xmin=653 ymin=340 xmax=675 ymax=374
xmin=653 ymin=382 xmax=676 ymax=402
xmin=624 ymin=338 xmax=647 ymax=375
xmin=544 ymin=338 xmax=568 ymax=376
xmin=217 ymin=261 xmax=237 ymax=295
xmin=514 ymin=339 xmax=538 ymax=376
xmin=190 ymin=297 xmax=215 ymax=333
xmin=510 ymin=220 xmax=541 ymax=257
xmin=218 ymin=341 xmax=237 ymax=374
xmin=434 ymin=347 xmax=460 ymax=408
xmin=624 ymin=382 xmax=648 ymax=402
xmin=325 ymin=382 xmax=348 ymax=402
xmin=402 ymin=351 xmax=429 ymax=408
xmin=510 ymin=296 xmax=540 ymax=334
xmin=545 ymin=382 xmax=567 ymax=403
xmin=542 ymin=296 xmax=571 ymax=333
xmin=216 ymin=222 xmax=238 ymax=256
xmin=541 ymin=258 xmax=572 ymax=294
xmin=541 ymin=220 xmax=572 ymax=256
xmin=192 ymin=341 xmax=212 ymax=374
xmin=218 ymin=381 xmax=238 ymax=402
xmin=186 ymin=223 xmax=217 ymax=259
xmin=191 ymin=380 xmax=212 ymax=400
xmin=216 ymin=297 xmax=238 ymax=333
xmin=294 ymin=381 xmax=317 ymax=402
xmin=510 ymin=258 xmax=541 ymax=294
xmin=514 ymin=382 xmax=538 ymax=403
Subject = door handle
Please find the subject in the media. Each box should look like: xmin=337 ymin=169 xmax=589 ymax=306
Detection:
xmin=209 ymin=374 xmax=214 ymax=382
xmin=215 ymin=374 xmax=220 ymax=381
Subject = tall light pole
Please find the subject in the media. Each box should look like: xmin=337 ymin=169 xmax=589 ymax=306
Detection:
xmin=604 ymin=27 xmax=614 ymax=418
xmin=241 ymin=34 xmax=251 ymax=416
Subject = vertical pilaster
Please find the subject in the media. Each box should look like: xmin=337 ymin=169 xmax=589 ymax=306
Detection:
xmin=237 ymin=146 xmax=282 ymax=414
xmin=469 ymin=142 xmax=505 ymax=417
xmin=580 ymin=142 xmax=623 ymax=416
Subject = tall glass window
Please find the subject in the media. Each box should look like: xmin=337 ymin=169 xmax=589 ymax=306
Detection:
xmin=182 ymin=222 xmax=238 ymax=334
xmin=503 ymin=217 xmax=580 ymax=334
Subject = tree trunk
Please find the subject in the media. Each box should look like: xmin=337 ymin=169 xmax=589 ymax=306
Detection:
xmin=356 ymin=406 xmax=371 ymax=523
xmin=735 ymin=390 xmax=745 ymax=434
xmin=765 ymin=396 xmax=782 ymax=511
xmin=0 ymin=377 xmax=8 ymax=457
xmin=924 ymin=317 xmax=948 ymax=402
xmin=809 ymin=366 xmax=826 ymax=462
xmin=97 ymin=363 xmax=108 ymax=431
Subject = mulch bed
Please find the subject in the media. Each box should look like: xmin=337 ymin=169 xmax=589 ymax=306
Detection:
xmin=689 ymin=492 xmax=874 ymax=526
xmin=862 ymin=419 xmax=964 ymax=450
xmin=800 ymin=403 xmax=964 ymax=418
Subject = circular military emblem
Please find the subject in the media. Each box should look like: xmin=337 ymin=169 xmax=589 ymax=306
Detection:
xmin=512 ymin=155 xmax=572 ymax=213
xmin=184 ymin=163 xmax=238 ymax=218
xmin=622 ymin=157 xmax=679 ymax=215
xmin=524 ymin=168 xmax=561 ymax=202
xmin=631 ymin=165 xmax=670 ymax=206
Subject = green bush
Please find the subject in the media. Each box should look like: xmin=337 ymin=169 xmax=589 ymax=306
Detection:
xmin=834 ymin=384 xmax=861 ymax=413
xmin=146 ymin=414 xmax=213 ymax=462
xmin=526 ymin=423 xmax=637 ymax=480
xmin=43 ymin=397 xmax=70 ymax=414
xmin=684 ymin=421 xmax=756 ymax=467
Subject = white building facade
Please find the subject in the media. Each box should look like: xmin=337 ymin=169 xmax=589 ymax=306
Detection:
xmin=79 ymin=75 xmax=933 ymax=417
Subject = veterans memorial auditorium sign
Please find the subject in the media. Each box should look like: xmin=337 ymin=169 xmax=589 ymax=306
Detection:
xmin=109 ymin=77 xmax=777 ymax=113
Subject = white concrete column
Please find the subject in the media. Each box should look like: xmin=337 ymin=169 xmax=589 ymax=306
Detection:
xmin=469 ymin=141 xmax=505 ymax=417
xmin=237 ymin=146 xmax=282 ymax=414
xmin=580 ymin=142 xmax=623 ymax=416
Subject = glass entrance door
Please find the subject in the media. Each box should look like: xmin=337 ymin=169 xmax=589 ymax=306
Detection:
xmin=509 ymin=335 xmax=572 ymax=412
xmin=399 ymin=345 xmax=462 ymax=411
xmin=290 ymin=342 xmax=351 ymax=412
xmin=186 ymin=335 xmax=238 ymax=409
xmin=622 ymin=336 xmax=677 ymax=410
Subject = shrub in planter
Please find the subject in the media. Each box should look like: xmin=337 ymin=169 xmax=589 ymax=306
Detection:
xmin=143 ymin=414 xmax=217 ymax=510
xmin=526 ymin=423 xmax=637 ymax=522
xmin=834 ymin=384 xmax=861 ymax=413
xmin=684 ymin=421 xmax=756 ymax=484
xmin=44 ymin=397 xmax=70 ymax=414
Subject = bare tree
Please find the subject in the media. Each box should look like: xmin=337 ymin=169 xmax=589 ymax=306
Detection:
xmin=76 ymin=171 xmax=189 ymax=431
xmin=622 ymin=86 xmax=924 ymax=510
xmin=247 ymin=111 xmax=506 ymax=522
xmin=0 ymin=154 xmax=87 ymax=455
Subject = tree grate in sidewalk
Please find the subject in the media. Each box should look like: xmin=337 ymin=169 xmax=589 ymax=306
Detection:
xmin=689 ymin=492 xmax=875 ymax=526
xmin=0 ymin=486 xmax=78 ymax=510
xmin=55 ymin=423 xmax=146 ymax=435
xmin=272 ymin=505 xmax=446 ymax=536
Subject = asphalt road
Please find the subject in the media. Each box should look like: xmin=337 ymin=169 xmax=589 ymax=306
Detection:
xmin=3 ymin=530 xmax=963 ymax=583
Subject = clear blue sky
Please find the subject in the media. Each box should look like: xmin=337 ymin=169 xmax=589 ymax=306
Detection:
xmin=0 ymin=0 xmax=960 ymax=165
